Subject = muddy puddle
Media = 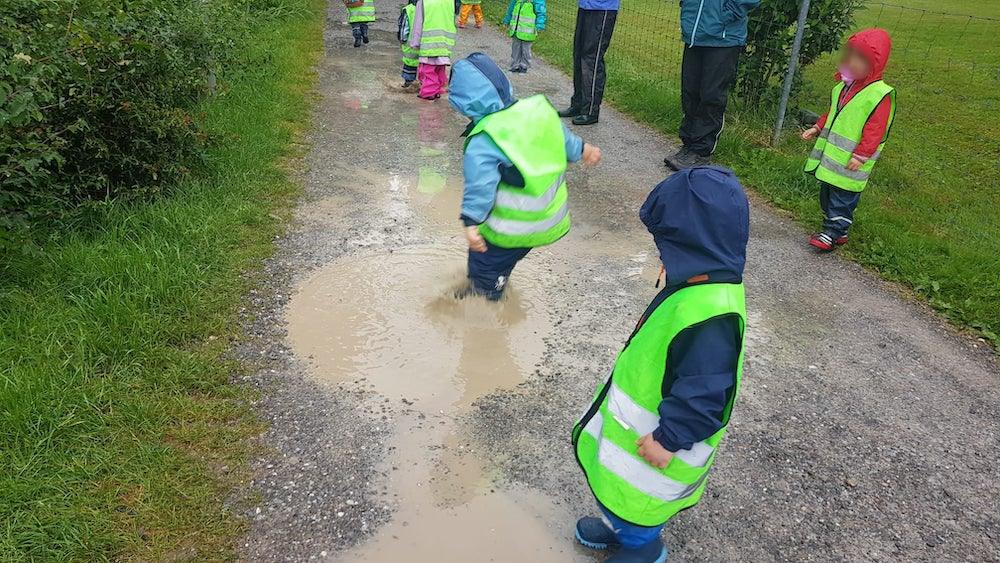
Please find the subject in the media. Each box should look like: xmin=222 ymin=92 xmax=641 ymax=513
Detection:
xmin=286 ymin=244 xmax=588 ymax=561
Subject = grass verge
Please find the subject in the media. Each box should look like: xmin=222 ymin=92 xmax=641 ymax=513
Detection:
xmin=0 ymin=0 xmax=324 ymax=559
xmin=484 ymin=0 xmax=1000 ymax=348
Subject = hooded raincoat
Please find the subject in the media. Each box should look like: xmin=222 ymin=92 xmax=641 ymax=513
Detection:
xmin=814 ymin=28 xmax=894 ymax=160
xmin=636 ymin=166 xmax=748 ymax=453
xmin=448 ymin=53 xmax=584 ymax=226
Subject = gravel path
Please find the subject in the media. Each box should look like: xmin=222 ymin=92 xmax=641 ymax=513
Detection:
xmin=235 ymin=4 xmax=1000 ymax=561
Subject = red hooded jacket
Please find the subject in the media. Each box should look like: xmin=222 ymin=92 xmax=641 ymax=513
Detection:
xmin=814 ymin=28 xmax=893 ymax=160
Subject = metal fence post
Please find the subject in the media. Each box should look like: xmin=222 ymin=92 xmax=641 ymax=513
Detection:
xmin=772 ymin=0 xmax=811 ymax=145
xmin=202 ymin=0 xmax=217 ymax=95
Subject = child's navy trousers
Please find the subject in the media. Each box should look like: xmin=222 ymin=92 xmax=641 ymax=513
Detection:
xmin=467 ymin=242 xmax=531 ymax=300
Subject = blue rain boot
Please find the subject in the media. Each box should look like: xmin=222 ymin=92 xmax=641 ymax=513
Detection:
xmin=575 ymin=517 xmax=621 ymax=550
xmin=607 ymin=540 xmax=669 ymax=563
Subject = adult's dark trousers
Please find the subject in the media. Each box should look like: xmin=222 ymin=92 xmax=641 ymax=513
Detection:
xmin=679 ymin=45 xmax=741 ymax=157
xmin=570 ymin=8 xmax=617 ymax=117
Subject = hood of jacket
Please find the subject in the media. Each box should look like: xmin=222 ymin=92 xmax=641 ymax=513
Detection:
xmin=839 ymin=27 xmax=892 ymax=85
xmin=640 ymin=166 xmax=749 ymax=287
xmin=448 ymin=52 xmax=515 ymax=122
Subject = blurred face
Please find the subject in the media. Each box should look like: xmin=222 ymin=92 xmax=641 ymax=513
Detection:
xmin=839 ymin=46 xmax=871 ymax=82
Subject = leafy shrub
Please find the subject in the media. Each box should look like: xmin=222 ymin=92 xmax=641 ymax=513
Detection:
xmin=0 ymin=0 xmax=238 ymax=252
xmin=737 ymin=0 xmax=863 ymax=110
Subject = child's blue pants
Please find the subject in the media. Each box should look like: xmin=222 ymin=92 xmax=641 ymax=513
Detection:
xmin=598 ymin=502 xmax=666 ymax=549
xmin=466 ymin=242 xmax=530 ymax=300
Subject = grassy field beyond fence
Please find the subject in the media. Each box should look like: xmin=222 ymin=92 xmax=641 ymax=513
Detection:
xmin=0 ymin=0 xmax=323 ymax=558
xmin=484 ymin=0 xmax=1000 ymax=347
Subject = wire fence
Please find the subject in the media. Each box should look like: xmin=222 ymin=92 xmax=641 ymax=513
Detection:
xmin=484 ymin=0 xmax=1000 ymax=188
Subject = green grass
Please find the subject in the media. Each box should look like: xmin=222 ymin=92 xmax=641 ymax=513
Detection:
xmin=485 ymin=0 xmax=1000 ymax=346
xmin=0 ymin=1 xmax=324 ymax=559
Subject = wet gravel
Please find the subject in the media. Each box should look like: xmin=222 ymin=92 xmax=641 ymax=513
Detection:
xmin=234 ymin=3 xmax=1000 ymax=562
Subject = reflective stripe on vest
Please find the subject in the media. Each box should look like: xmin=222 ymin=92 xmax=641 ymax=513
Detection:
xmin=348 ymin=0 xmax=376 ymax=23
xmin=574 ymin=283 xmax=747 ymax=526
xmin=467 ymin=95 xmax=570 ymax=249
xmin=509 ymin=0 xmax=537 ymax=41
xmin=804 ymin=80 xmax=895 ymax=192
xmin=419 ymin=0 xmax=457 ymax=57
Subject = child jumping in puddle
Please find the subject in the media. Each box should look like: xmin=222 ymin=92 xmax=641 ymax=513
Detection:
xmin=802 ymin=28 xmax=896 ymax=251
xmin=409 ymin=0 xmax=457 ymax=100
xmin=448 ymin=53 xmax=601 ymax=300
xmin=573 ymin=166 xmax=749 ymax=562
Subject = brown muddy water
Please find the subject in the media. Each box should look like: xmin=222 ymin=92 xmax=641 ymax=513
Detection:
xmin=286 ymin=240 xmax=592 ymax=559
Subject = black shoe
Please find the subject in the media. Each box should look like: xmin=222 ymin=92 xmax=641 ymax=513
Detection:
xmin=663 ymin=146 xmax=692 ymax=167
xmin=558 ymin=106 xmax=582 ymax=118
xmin=665 ymin=148 xmax=711 ymax=170
xmin=362 ymin=34 xmax=369 ymax=44
xmin=353 ymin=36 xmax=362 ymax=48
xmin=572 ymin=114 xmax=599 ymax=126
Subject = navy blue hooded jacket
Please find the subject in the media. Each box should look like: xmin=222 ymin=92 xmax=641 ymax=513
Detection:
xmin=637 ymin=166 xmax=749 ymax=452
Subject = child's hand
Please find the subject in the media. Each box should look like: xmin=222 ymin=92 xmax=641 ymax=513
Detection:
xmin=847 ymin=156 xmax=864 ymax=171
xmin=465 ymin=225 xmax=487 ymax=252
xmin=581 ymin=143 xmax=602 ymax=166
xmin=636 ymin=433 xmax=673 ymax=469
xmin=801 ymin=125 xmax=820 ymax=141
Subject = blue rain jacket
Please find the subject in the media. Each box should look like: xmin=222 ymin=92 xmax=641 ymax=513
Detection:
xmin=680 ymin=0 xmax=759 ymax=48
xmin=638 ymin=166 xmax=750 ymax=452
xmin=449 ymin=53 xmax=583 ymax=226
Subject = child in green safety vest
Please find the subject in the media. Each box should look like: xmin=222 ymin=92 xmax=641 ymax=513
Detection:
xmin=398 ymin=0 xmax=420 ymax=90
xmin=502 ymin=0 xmax=546 ymax=72
xmin=801 ymin=28 xmax=895 ymax=252
xmin=448 ymin=53 xmax=601 ymax=300
xmin=573 ymin=166 xmax=749 ymax=562
xmin=344 ymin=0 xmax=376 ymax=48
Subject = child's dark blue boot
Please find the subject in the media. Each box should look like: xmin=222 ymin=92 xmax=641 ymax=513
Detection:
xmin=607 ymin=540 xmax=669 ymax=563
xmin=575 ymin=517 xmax=621 ymax=550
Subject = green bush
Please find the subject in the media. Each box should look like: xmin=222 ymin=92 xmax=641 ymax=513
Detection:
xmin=0 ymin=0 xmax=223 ymax=252
xmin=737 ymin=0 xmax=863 ymax=110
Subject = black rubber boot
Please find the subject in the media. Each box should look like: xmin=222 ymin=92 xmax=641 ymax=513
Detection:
xmin=558 ymin=106 xmax=582 ymax=118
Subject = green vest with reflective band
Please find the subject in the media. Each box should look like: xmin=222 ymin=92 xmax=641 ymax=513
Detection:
xmin=466 ymin=95 xmax=570 ymax=249
xmin=347 ymin=0 xmax=376 ymax=23
xmin=418 ymin=0 xmax=457 ymax=57
xmin=509 ymin=0 xmax=537 ymax=41
xmin=805 ymin=80 xmax=896 ymax=192
xmin=574 ymin=283 xmax=747 ymax=527
xmin=401 ymin=4 xmax=419 ymax=67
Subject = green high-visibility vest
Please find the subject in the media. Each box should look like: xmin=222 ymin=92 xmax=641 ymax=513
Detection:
xmin=509 ymin=0 xmax=537 ymax=41
xmin=418 ymin=0 xmax=457 ymax=58
xmin=466 ymin=95 xmax=571 ymax=249
xmin=574 ymin=282 xmax=747 ymax=527
xmin=347 ymin=0 xmax=376 ymax=23
xmin=401 ymin=4 xmax=419 ymax=67
xmin=805 ymin=80 xmax=896 ymax=192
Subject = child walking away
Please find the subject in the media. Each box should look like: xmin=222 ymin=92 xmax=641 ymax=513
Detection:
xmin=802 ymin=28 xmax=895 ymax=251
xmin=448 ymin=53 xmax=601 ymax=300
xmin=344 ymin=0 xmax=376 ymax=47
xmin=573 ymin=167 xmax=749 ymax=562
xmin=458 ymin=0 xmax=484 ymax=28
xmin=409 ymin=0 xmax=457 ymax=99
xmin=398 ymin=0 xmax=420 ymax=90
xmin=503 ymin=0 xmax=546 ymax=72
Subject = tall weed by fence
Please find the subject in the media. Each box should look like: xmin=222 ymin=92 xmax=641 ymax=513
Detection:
xmin=483 ymin=0 xmax=1000 ymax=345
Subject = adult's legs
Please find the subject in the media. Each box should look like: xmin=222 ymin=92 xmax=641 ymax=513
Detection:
xmin=569 ymin=8 xmax=586 ymax=110
xmin=681 ymin=45 xmax=741 ymax=156
xmin=575 ymin=9 xmax=618 ymax=118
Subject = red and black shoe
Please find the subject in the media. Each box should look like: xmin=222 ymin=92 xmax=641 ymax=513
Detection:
xmin=835 ymin=235 xmax=849 ymax=246
xmin=809 ymin=233 xmax=835 ymax=252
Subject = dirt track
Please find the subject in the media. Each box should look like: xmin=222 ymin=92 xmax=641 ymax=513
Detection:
xmin=234 ymin=4 xmax=1000 ymax=561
